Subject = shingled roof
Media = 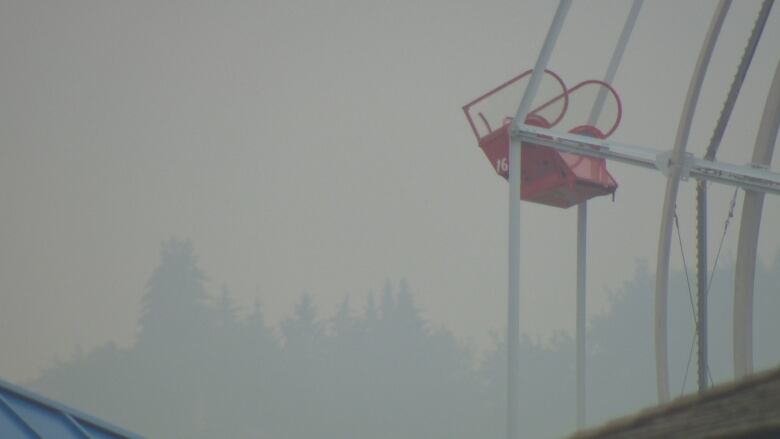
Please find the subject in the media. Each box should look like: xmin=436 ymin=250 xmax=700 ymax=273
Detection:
xmin=566 ymin=365 xmax=780 ymax=439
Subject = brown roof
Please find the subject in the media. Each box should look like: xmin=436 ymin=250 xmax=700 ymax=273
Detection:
xmin=566 ymin=365 xmax=780 ymax=439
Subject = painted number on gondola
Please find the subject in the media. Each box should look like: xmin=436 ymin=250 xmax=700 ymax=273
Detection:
xmin=496 ymin=158 xmax=508 ymax=173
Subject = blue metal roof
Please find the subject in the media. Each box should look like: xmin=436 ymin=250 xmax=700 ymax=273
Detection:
xmin=0 ymin=377 xmax=144 ymax=439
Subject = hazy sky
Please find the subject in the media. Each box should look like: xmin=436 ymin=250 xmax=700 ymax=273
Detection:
xmin=1 ymin=0 xmax=779 ymax=383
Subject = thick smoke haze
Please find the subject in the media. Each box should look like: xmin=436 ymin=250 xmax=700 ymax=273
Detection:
xmin=1 ymin=2 xmax=779 ymax=435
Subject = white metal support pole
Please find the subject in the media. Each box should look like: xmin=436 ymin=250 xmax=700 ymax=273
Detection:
xmin=507 ymin=2 xmax=570 ymax=438
xmin=575 ymin=203 xmax=587 ymax=428
xmin=577 ymin=2 xmax=642 ymax=427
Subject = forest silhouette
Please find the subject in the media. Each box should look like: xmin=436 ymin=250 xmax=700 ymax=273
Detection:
xmin=31 ymin=238 xmax=780 ymax=438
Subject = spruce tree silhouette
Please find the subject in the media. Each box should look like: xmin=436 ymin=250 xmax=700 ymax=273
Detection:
xmin=138 ymin=238 xmax=211 ymax=350
xmin=135 ymin=238 xmax=215 ymax=438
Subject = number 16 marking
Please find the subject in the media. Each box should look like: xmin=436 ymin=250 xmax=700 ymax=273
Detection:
xmin=496 ymin=158 xmax=508 ymax=173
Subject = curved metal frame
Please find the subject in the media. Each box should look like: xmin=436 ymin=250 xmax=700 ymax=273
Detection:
xmin=462 ymin=68 xmax=569 ymax=143
xmin=577 ymin=80 xmax=623 ymax=138
xmin=695 ymin=0 xmax=773 ymax=391
xmin=733 ymin=57 xmax=780 ymax=379
xmin=540 ymin=79 xmax=623 ymax=137
xmin=654 ymin=0 xmax=731 ymax=403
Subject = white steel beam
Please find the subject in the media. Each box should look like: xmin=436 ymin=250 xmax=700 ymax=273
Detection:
xmin=575 ymin=202 xmax=587 ymax=428
xmin=512 ymin=126 xmax=780 ymax=195
xmin=577 ymin=1 xmax=643 ymax=428
xmin=507 ymin=2 xmax=571 ymax=438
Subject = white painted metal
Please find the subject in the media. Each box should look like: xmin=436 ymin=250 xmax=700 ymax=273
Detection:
xmin=514 ymin=127 xmax=780 ymax=195
xmin=498 ymin=0 xmax=778 ymax=415
xmin=655 ymin=1 xmax=731 ymax=402
xmin=697 ymin=0 xmax=773 ymax=391
xmin=507 ymin=2 xmax=571 ymax=438
xmin=576 ymin=202 xmax=587 ymax=428
xmin=734 ymin=57 xmax=780 ymax=379
xmin=576 ymin=1 xmax=643 ymax=427
xmin=516 ymin=127 xmax=658 ymax=168
xmin=587 ymin=0 xmax=643 ymax=125
xmin=507 ymin=131 xmax=523 ymax=439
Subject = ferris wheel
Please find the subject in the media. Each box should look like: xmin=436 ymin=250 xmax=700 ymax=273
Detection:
xmin=463 ymin=1 xmax=780 ymax=437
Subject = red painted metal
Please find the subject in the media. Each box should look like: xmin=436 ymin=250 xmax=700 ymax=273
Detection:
xmin=462 ymin=69 xmax=569 ymax=143
xmin=463 ymin=72 xmax=620 ymax=209
xmin=542 ymin=79 xmax=623 ymax=137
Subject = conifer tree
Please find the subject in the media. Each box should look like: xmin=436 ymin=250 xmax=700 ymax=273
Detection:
xmin=138 ymin=238 xmax=211 ymax=347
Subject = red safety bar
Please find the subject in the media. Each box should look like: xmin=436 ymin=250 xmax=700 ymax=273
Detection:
xmin=463 ymin=72 xmax=621 ymax=209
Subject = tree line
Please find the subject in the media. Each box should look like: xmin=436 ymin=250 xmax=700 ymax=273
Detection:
xmin=31 ymin=239 xmax=780 ymax=439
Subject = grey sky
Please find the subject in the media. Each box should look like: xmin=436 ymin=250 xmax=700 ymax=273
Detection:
xmin=1 ymin=0 xmax=778 ymax=383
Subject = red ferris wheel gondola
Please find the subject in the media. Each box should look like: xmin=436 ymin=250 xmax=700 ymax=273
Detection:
xmin=463 ymin=71 xmax=621 ymax=208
